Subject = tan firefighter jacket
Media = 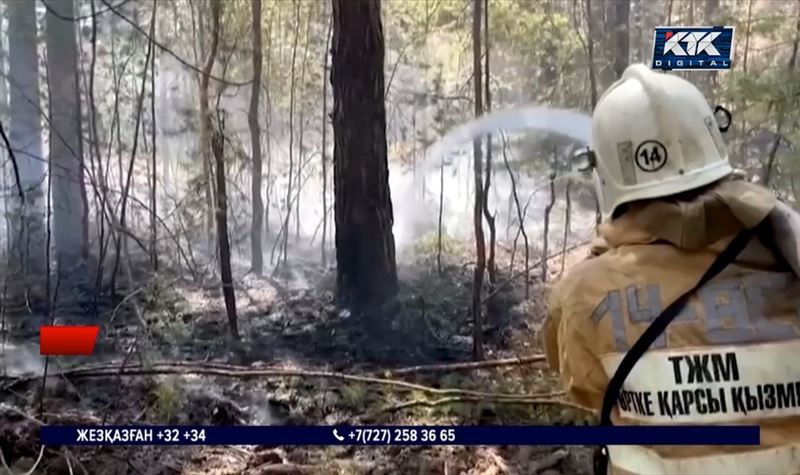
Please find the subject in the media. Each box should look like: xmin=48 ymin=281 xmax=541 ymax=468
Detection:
xmin=544 ymin=178 xmax=800 ymax=475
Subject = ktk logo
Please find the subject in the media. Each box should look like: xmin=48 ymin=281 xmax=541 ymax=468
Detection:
xmin=663 ymin=31 xmax=721 ymax=56
xmin=651 ymin=26 xmax=734 ymax=71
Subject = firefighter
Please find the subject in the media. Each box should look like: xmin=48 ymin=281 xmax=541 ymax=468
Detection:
xmin=543 ymin=63 xmax=800 ymax=475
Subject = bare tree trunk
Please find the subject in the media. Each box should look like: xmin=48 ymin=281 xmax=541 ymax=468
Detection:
xmin=109 ymin=19 xmax=124 ymax=295
xmin=412 ymin=108 xmax=418 ymax=183
xmin=321 ymin=12 xmax=332 ymax=267
xmin=737 ymin=0 xmax=753 ymax=165
xmin=505 ymin=191 xmax=512 ymax=241
xmin=294 ymin=6 xmax=313 ymax=240
xmin=683 ymin=0 xmax=695 ymax=80
xmin=665 ymin=0 xmax=674 ymax=24
xmin=584 ymin=0 xmax=601 ymax=231
xmin=249 ymin=0 xmax=264 ymax=275
xmin=0 ymin=12 xmax=7 ymax=221
xmin=281 ymin=0 xmax=301 ymax=267
xmin=211 ymin=126 xmax=239 ymax=340
xmin=200 ymin=0 xmax=219 ymax=251
xmin=418 ymin=110 xmax=428 ymax=203
xmin=630 ymin=0 xmax=642 ymax=62
xmin=542 ymin=162 xmax=557 ymax=283
xmin=331 ymin=0 xmax=398 ymax=318
xmin=501 ymin=133 xmax=529 ymax=299
xmin=8 ymin=0 xmax=46 ymax=291
xmin=585 ymin=0 xmax=599 ymax=108
xmin=762 ymin=6 xmax=800 ymax=186
xmin=437 ymin=155 xmax=444 ymax=275
xmin=276 ymin=1 xmax=284 ymax=63
xmin=609 ymin=0 xmax=630 ymax=80
xmin=482 ymin=0 xmax=497 ymax=295
xmin=264 ymin=8 xmax=274 ymax=238
xmin=76 ymin=41 xmax=89 ymax=263
xmin=470 ymin=0 xmax=486 ymax=361
xmin=150 ymin=0 xmax=158 ymax=271
xmin=111 ymin=0 xmax=156 ymax=291
xmin=46 ymin=0 xmax=87 ymax=272
xmin=86 ymin=0 xmax=108 ymax=308
xmin=560 ymin=179 xmax=572 ymax=276
xmin=702 ymin=0 xmax=720 ymax=96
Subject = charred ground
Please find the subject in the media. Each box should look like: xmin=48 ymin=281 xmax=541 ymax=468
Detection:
xmin=1 ymin=243 xmax=594 ymax=475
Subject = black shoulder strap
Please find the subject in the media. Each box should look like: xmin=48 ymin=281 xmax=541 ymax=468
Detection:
xmin=593 ymin=226 xmax=756 ymax=475
xmin=599 ymin=226 xmax=755 ymax=426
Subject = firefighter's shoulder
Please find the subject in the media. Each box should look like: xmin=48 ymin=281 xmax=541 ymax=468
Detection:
xmin=549 ymin=247 xmax=616 ymax=316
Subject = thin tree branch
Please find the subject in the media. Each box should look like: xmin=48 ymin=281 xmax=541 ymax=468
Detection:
xmin=0 ymin=121 xmax=25 ymax=202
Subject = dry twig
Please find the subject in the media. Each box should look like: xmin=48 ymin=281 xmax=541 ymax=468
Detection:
xmin=483 ymin=240 xmax=590 ymax=302
xmin=384 ymin=355 xmax=546 ymax=377
xmin=375 ymin=394 xmax=589 ymax=416
xmin=3 ymin=361 xmax=560 ymax=403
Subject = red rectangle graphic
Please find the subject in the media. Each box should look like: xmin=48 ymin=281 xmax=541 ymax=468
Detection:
xmin=40 ymin=326 xmax=100 ymax=355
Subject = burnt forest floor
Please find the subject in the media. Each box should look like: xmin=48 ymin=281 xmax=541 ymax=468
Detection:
xmin=1 ymin=239 xmax=596 ymax=475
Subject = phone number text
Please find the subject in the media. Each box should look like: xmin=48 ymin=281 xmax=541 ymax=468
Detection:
xmin=351 ymin=428 xmax=457 ymax=445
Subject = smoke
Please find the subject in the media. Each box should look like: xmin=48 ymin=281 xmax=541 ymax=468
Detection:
xmin=0 ymin=54 xmax=599 ymax=281
xmin=255 ymin=128 xmax=597 ymax=262
xmin=0 ymin=341 xmax=45 ymax=378
xmin=392 ymin=107 xmax=595 ymax=250
xmin=388 ymin=144 xmax=597 ymax=256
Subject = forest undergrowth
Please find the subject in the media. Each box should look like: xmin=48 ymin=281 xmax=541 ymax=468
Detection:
xmin=1 ymin=240 xmax=594 ymax=475
xmin=1 ymin=0 xmax=798 ymax=472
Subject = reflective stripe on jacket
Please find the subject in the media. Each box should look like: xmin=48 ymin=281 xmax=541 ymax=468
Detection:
xmin=543 ymin=178 xmax=800 ymax=475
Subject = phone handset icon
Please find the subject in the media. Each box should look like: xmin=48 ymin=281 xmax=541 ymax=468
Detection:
xmin=332 ymin=429 xmax=345 ymax=442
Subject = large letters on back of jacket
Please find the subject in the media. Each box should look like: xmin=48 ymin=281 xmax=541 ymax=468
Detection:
xmin=544 ymin=177 xmax=800 ymax=475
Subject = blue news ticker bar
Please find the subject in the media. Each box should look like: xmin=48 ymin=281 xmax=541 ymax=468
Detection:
xmin=41 ymin=425 xmax=760 ymax=446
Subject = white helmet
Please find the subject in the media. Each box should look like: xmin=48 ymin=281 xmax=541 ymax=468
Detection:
xmin=590 ymin=64 xmax=733 ymax=220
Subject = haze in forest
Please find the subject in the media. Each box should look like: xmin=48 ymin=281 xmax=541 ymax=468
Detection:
xmin=1 ymin=0 xmax=799 ymax=473
xmin=0 ymin=0 xmax=603 ymax=293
